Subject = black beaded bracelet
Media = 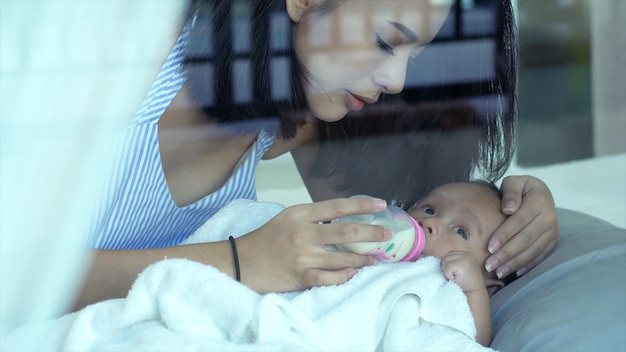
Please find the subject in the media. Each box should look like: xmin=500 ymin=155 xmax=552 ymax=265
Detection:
xmin=228 ymin=236 xmax=241 ymax=282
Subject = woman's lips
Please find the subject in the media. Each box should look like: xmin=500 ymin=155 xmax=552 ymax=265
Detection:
xmin=346 ymin=92 xmax=367 ymax=111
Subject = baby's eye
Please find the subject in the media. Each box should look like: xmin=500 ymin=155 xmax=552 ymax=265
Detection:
xmin=453 ymin=227 xmax=468 ymax=240
xmin=421 ymin=206 xmax=434 ymax=216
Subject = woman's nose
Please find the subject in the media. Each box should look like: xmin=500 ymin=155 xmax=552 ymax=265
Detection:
xmin=373 ymin=56 xmax=408 ymax=95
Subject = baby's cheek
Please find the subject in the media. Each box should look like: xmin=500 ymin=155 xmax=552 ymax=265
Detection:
xmin=422 ymin=244 xmax=446 ymax=259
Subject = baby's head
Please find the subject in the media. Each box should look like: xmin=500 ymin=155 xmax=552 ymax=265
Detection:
xmin=410 ymin=181 xmax=507 ymax=289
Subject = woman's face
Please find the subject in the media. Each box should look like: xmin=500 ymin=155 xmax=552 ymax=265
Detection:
xmin=290 ymin=0 xmax=453 ymax=122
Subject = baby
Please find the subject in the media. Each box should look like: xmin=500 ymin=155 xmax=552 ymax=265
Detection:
xmin=408 ymin=180 xmax=507 ymax=345
xmin=186 ymin=180 xmax=507 ymax=346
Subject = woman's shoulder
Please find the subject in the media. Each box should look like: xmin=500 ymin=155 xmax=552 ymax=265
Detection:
xmin=132 ymin=24 xmax=190 ymax=125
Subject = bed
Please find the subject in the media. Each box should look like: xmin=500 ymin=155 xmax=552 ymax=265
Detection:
xmin=257 ymin=152 xmax=626 ymax=351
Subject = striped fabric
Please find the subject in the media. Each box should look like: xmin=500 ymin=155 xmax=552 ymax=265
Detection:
xmin=88 ymin=22 xmax=275 ymax=250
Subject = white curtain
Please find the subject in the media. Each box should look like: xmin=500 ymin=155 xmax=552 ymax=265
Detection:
xmin=0 ymin=1 xmax=189 ymax=349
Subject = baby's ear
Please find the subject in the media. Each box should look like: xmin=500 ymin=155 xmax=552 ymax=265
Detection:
xmin=485 ymin=278 xmax=505 ymax=297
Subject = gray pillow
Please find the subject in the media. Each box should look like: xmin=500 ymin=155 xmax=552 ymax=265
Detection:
xmin=490 ymin=208 xmax=626 ymax=351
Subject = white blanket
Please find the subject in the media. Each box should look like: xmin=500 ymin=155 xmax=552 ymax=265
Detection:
xmin=2 ymin=200 xmax=494 ymax=352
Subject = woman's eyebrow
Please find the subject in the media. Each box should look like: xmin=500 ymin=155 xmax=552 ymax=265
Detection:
xmin=388 ymin=21 xmax=419 ymax=41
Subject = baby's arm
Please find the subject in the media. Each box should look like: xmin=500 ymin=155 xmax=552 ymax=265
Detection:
xmin=440 ymin=251 xmax=492 ymax=346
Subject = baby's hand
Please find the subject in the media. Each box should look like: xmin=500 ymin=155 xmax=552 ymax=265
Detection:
xmin=440 ymin=251 xmax=486 ymax=294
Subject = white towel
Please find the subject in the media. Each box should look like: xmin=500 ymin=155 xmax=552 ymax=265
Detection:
xmin=2 ymin=200 xmax=495 ymax=351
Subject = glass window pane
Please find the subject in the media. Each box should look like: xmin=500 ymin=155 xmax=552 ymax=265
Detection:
xmin=231 ymin=1 xmax=251 ymax=54
xmin=232 ymin=59 xmax=252 ymax=104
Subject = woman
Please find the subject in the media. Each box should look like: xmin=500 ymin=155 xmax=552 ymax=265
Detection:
xmin=76 ymin=0 xmax=558 ymax=310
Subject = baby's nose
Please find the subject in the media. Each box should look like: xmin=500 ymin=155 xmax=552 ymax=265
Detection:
xmin=417 ymin=219 xmax=435 ymax=235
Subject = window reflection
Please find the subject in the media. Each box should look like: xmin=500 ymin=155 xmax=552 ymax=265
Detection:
xmin=184 ymin=0 xmax=502 ymax=111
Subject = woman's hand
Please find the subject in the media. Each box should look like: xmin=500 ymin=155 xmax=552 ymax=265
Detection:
xmin=485 ymin=175 xmax=559 ymax=280
xmin=235 ymin=197 xmax=390 ymax=293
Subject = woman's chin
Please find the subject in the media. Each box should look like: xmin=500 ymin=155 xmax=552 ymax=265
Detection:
xmin=310 ymin=106 xmax=350 ymax=122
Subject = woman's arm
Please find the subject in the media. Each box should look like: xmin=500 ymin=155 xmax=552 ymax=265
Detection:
xmin=74 ymin=241 xmax=233 ymax=311
xmin=485 ymin=175 xmax=559 ymax=280
xmin=74 ymin=197 xmax=389 ymax=311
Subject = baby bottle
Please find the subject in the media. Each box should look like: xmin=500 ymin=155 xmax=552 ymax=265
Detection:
xmin=331 ymin=196 xmax=425 ymax=263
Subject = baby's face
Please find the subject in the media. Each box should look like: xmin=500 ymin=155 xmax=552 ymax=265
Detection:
xmin=410 ymin=182 xmax=507 ymax=267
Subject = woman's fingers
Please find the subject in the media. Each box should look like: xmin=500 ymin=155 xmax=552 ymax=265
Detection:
xmin=489 ymin=175 xmax=533 ymax=250
xmin=512 ymin=239 xmax=557 ymax=277
xmin=236 ymin=199 xmax=391 ymax=293
xmin=285 ymin=199 xmax=393 ymax=245
xmin=488 ymin=197 xmax=539 ymax=254
xmin=301 ymin=268 xmax=360 ymax=288
xmin=486 ymin=216 xmax=558 ymax=278
xmin=486 ymin=175 xmax=559 ymax=278
xmin=317 ymin=222 xmax=392 ymax=245
xmin=314 ymin=249 xmax=375 ymax=270
xmin=290 ymin=197 xmax=387 ymax=223
xmin=498 ymin=175 xmax=527 ymax=214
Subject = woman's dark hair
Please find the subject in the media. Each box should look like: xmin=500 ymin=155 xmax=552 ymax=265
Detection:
xmin=183 ymin=1 xmax=348 ymax=138
xmin=310 ymin=0 xmax=518 ymax=210
xmin=183 ymin=0 xmax=309 ymax=138
xmin=182 ymin=1 xmax=517 ymax=210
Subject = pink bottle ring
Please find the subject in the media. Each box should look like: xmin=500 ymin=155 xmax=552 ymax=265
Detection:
xmin=400 ymin=216 xmax=425 ymax=262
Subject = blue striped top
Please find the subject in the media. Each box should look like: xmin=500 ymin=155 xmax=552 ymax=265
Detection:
xmin=88 ymin=23 xmax=275 ymax=250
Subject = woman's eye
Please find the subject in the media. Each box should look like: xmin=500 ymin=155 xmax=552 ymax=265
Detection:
xmin=453 ymin=227 xmax=468 ymax=240
xmin=376 ymin=34 xmax=395 ymax=55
